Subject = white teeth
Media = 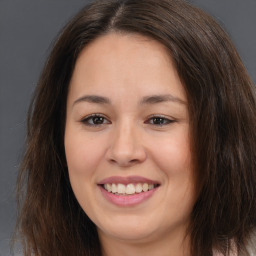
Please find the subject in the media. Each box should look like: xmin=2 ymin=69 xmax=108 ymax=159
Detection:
xmin=126 ymin=184 xmax=136 ymax=195
xmin=135 ymin=183 xmax=143 ymax=193
xmin=103 ymin=183 xmax=157 ymax=195
xmin=112 ymin=184 xmax=117 ymax=193
xmin=142 ymin=183 xmax=149 ymax=192
xmin=106 ymin=183 xmax=112 ymax=192
xmin=148 ymin=184 xmax=154 ymax=190
xmin=117 ymin=184 xmax=126 ymax=194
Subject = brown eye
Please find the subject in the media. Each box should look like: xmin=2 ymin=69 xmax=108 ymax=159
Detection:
xmin=91 ymin=116 xmax=105 ymax=125
xmin=152 ymin=117 xmax=166 ymax=125
xmin=81 ymin=114 xmax=110 ymax=126
xmin=146 ymin=116 xmax=175 ymax=126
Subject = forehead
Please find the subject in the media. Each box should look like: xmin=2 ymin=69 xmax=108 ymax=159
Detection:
xmin=68 ymin=32 xmax=186 ymax=104
xmin=77 ymin=32 xmax=172 ymax=62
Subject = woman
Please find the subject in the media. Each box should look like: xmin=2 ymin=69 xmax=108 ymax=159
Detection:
xmin=16 ymin=0 xmax=256 ymax=255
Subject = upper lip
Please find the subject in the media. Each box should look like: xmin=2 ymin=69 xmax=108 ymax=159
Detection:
xmin=98 ymin=176 xmax=160 ymax=185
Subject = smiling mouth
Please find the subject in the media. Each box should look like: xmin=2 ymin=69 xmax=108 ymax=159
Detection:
xmin=101 ymin=183 xmax=160 ymax=196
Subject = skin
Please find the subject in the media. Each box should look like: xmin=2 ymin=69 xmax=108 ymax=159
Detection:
xmin=65 ymin=33 xmax=196 ymax=256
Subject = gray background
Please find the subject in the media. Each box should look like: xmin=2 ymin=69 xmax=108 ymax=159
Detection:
xmin=0 ymin=0 xmax=255 ymax=255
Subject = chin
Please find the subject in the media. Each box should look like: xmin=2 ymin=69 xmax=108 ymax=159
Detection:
xmin=96 ymin=213 xmax=164 ymax=242
xmin=99 ymin=225 xmax=156 ymax=242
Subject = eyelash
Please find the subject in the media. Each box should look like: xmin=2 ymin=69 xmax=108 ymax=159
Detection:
xmin=81 ymin=114 xmax=110 ymax=127
xmin=80 ymin=114 xmax=175 ymax=127
xmin=145 ymin=115 xmax=175 ymax=126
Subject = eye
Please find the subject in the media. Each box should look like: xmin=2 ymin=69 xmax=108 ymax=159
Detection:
xmin=146 ymin=115 xmax=175 ymax=126
xmin=81 ymin=114 xmax=110 ymax=126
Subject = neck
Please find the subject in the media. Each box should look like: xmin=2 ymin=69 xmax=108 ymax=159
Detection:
xmin=98 ymin=228 xmax=191 ymax=256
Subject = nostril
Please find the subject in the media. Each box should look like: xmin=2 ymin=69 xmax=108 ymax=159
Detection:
xmin=108 ymin=157 xmax=140 ymax=167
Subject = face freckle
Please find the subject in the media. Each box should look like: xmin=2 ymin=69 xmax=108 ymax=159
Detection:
xmin=65 ymin=32 xmax=195 ymax=251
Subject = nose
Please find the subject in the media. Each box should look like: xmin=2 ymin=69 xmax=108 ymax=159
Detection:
xmin=106 ymin=121 xmax=147 ymax=167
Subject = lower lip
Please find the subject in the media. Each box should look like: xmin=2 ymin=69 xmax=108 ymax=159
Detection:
xmin=99 ymin=186 xmax=158 ymax=207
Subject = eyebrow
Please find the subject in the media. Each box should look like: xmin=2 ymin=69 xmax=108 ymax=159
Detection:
xmin=72 ymin=94 xmax=186 ymax=107
xmin=139 ymin=94 xmax=186 ymax=105
xmin=73 ymin=95 xmax=111 ymax=107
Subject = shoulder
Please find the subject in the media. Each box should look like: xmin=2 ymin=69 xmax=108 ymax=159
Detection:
xmin=247 ymin=229 xmax=256 ymax=256
xmin=213 ymin=231 xmax=256 ymax=256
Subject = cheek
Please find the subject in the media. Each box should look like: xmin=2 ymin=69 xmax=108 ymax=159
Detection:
xmin=64 ymin=131 xmax=105 ymax=213
xmin=159 ymin=142 xmax=190 ymax=171
xmin=148 ymin=127 xmax=195 ymax=203
xmin=149 ymin=127 xmax=192 ymax=177
xmin=64 ymin=130 xmax=105 ymax=180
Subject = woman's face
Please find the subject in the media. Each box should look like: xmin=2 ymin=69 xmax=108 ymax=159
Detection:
xmin=65 ymin=33 xmax=195 ymax=245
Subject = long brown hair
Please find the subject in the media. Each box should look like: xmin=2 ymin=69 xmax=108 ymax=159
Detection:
xmin=16 ymin=0 xmax=256 ymax=255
